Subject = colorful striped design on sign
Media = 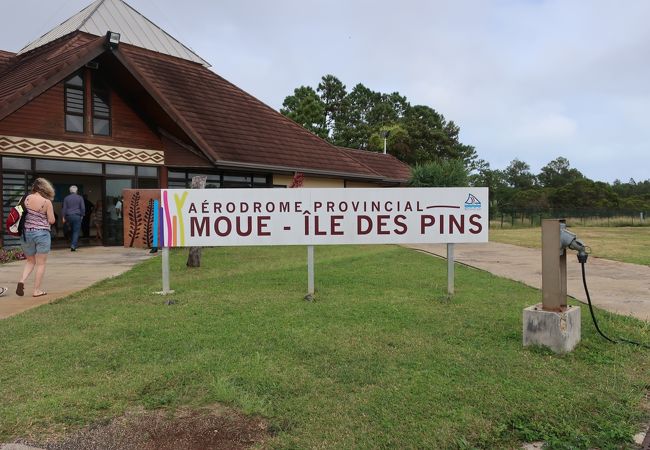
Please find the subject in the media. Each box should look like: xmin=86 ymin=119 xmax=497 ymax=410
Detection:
xmin=163 ymin=190 xmax=172 ymax=247
xmin=159 ymin=205 xmax=165 ymax=247
xmin=172 ymin=216 xmax=178 ymax=247
xmin=173 ymin=191 xmax=188 ymax=246
xmin=152 ymin=199 xmax=159 ymax=248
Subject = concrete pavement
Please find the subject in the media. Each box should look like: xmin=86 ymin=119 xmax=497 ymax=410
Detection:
xmin=0 ymin=246 xmax=154 ymax=319
xmin=406 ymin=242 xmax=650 ymax=322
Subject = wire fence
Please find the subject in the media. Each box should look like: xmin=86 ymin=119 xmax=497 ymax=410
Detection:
xmin=490 ymin=209 xmax=648 ymax=228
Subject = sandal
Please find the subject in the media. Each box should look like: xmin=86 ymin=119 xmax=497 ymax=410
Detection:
xmin=0 ymin=287 xmax=7 ymax=296
xmin=16 ymin=282 xmax=24 ymax=296
xmin=32 ymin=291 xmax=47 ymax=298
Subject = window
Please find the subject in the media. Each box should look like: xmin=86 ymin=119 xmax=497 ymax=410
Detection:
xmin=106 ymin=164 xmax=135 ymax=176
xmin=2 ymin=157 xmax=31 ymax=170
xmin=222 ymin=174 xmax=252 ymax=188
xmin=166 ymin=171 xmax=271 ymax=189
xmin=35 ymin=158 xmax=102 ymax=174
xmin=64 ymin=69 xmax=113 ymax=136
xmin=64 ymin=72 xmax=84 ymax=133
xmin=188 ymin=173 xmax=221 ymax=188
xmin=92 ymin=75 xmax=111 ymax=136
xmin=253 ymin=175 xmax=270 ymax=187
xmin=138 ymin=166 xmax=158 ymax=178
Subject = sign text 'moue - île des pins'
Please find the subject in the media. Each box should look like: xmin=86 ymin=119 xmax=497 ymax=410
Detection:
xmin=153 ymin=188 xmax=488 ymax=247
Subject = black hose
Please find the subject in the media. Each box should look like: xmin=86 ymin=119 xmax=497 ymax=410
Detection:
xmin=580 ymin=262 xmax=617 ymax=343
xmin=580 ymin=261 xmax=650 ymax=349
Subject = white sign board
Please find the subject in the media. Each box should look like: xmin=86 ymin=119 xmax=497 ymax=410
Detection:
xmin=158 ymin=187 xmax=488 ymax=247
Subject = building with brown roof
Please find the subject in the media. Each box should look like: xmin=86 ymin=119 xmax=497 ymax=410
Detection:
xmin=0 ymin=0 xmax=410 ymax=246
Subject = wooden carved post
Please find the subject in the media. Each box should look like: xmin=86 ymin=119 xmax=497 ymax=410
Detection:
xmin=187 ymin=176 xmax=207 ymax=267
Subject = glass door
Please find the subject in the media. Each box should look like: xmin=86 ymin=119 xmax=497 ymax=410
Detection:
xmin=2 ymin=171 xmax=31 ymax=247
xmin=104 ymin=178 xmax=133 ymax=246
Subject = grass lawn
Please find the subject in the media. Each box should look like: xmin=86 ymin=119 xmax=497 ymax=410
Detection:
xmin=490 ymin=226 xmax=650 ymax=266
xmin=1 ymin=245 xmax=649 ymax=448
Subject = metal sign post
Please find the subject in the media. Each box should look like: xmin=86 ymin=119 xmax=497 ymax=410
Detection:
xmin=447 ymin=243 xmax=455 ymax=295
xmin=306 ymin=245 xmax=315 ymax=301
xmin=156 ymin=246 xmax=174 ymax=295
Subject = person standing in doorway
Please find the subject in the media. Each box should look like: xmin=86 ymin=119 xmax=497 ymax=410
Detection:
xmin=94 ymin=199 xmax=103 ymax=242
xmin=17 ymin=177 xmax=56 ymax=297
xmin=61 ymin=185 xmax=85 ymax=251
xmin=106 ymin=197 xmax=117 ymax=241
xmin=81 ymin=194 xmax=94 ymax=239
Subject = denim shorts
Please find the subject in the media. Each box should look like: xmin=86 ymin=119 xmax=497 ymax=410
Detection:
xmin=21 ymin=229 xmax=52 ymax=256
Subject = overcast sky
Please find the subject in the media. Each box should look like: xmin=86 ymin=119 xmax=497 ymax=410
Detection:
xmin=3 ymin=0 xmax=649 ymax=183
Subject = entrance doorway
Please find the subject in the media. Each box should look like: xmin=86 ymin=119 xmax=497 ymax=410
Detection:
xmin=1 ymin=156 xmax=159 ymax=248
xmin=104 ymin=178 xmax=133 ymax=246
xmin=46 ymin=174 xmax=102 ymax=248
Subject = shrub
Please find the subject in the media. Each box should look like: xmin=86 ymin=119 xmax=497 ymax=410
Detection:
xmin=0 ymin=247 xmax=25 ymax=264
xmin=409 ymin=158 xmax=469 ymax=187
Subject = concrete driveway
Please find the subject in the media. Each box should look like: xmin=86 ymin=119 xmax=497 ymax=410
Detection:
xmin=0 ymin=246 xmax=154 ymax=319
xmin=406 ymin=242 xmax=650 ymax=322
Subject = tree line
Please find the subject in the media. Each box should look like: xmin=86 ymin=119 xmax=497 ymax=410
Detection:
xmin=281 ymin=75 xmax=649 ymax=214
xmin=472 ymin=157 xmax=650 ymax=213
xmin=280 ymin=74 xmax=478 ymax=169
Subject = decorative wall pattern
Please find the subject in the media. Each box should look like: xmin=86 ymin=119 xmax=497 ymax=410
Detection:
xmin=122 ymin=189 xmax=161 ymax=248
xmin=0 ymin=135 xmax=164 ymax=165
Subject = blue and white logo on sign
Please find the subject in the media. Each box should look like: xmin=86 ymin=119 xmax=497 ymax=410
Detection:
xmin=464 ymin=194 xmax=481 ymax=209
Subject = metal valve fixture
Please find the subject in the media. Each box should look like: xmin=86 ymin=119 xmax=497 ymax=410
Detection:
xmin=560 ymin=223 xmax=589 ymax=263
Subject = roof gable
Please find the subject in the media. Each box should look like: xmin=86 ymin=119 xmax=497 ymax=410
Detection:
xmin=18 ymin=0 xmax=209 ymax=67
xmin=0 ymin=33 xmax=107 ymax=121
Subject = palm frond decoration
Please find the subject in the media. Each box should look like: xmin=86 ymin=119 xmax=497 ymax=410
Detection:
xmin=143 ymin=198 xmax=154 ymax=248
xmin=127 ymin=191 xmax=142 ymax=247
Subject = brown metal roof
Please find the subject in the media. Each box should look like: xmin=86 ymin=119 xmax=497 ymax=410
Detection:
xmin=0 ymin=50 xmax=16 ymax=76
xmin=0 ymin=32 xmax=106 ymax=121
xmin=340 ymin=147 xmax=412 ymax=183
xmin=115 ymin=44 xmax=382 ymax=180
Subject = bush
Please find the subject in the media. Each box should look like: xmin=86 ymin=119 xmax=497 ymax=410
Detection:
xmin=409 ymin=158 xmax=469 ymax=187
xmin=0 ymin=247 xmax=25 ymax=264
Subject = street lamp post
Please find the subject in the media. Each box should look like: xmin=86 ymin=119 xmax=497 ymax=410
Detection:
xmin=381 ymin=130 xmax=390 ymax=154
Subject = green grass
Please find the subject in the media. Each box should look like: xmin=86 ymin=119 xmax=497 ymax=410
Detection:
xmin=490 ymin=226 xmax=650 ymax=266
xmin=1 ymin=245 xmax=649 ymax=448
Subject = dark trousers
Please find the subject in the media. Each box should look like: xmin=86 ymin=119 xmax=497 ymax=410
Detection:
xmin=66 ymin=214 xmax=82 ymax=249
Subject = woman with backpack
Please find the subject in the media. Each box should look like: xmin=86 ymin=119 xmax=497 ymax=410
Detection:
xmin=16 ymin=178 xmax=56 ymax=298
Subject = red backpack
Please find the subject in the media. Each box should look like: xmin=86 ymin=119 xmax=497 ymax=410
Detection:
xmin=5 ymin=195 xmax=27 ymax=237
